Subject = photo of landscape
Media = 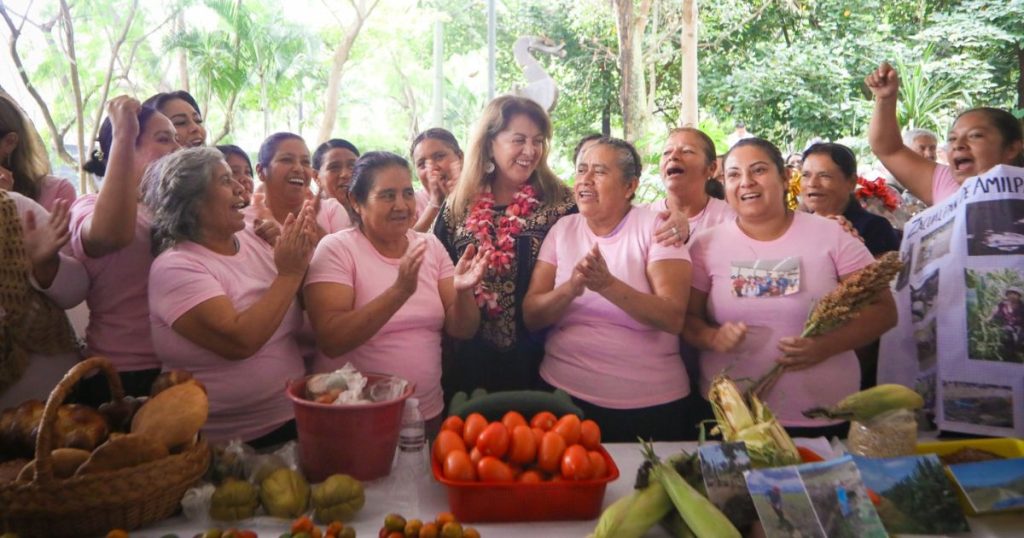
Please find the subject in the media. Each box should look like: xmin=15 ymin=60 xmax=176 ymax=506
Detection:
xmin=853 ymin=454 xmax=969 ymax=534
xmin=950 ymin=458 xmax=1024 ymax=513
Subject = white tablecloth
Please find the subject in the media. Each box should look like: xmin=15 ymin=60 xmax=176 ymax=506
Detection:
xmin=135 ymin=442 xmax=1021 ymax=537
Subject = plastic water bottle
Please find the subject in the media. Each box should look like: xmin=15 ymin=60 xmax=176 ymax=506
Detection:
xmin=390 ymin=398 xmax=426 ymax=513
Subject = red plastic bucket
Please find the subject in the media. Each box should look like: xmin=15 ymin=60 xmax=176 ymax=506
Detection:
xmin=286 ymin=373 xmax=413 ymax=482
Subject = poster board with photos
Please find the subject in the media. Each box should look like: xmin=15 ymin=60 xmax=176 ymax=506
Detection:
xmin=879 ymin=164 xmax=1024 ymax=437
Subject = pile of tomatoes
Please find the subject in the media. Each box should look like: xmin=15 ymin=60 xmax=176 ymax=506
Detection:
xmin=432 ymin=411 xmax=608 ymax=482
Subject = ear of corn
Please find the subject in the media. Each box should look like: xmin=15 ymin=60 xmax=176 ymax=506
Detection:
xmin=650 ymin=458 xmax=741 ymax=538
xmin=803 ymin=383 xmax=924 ymax=421
xmin=588 ymin=479 xmax=673 ymax=538
xmin=708 ymin=375 xmax=801 ymax=468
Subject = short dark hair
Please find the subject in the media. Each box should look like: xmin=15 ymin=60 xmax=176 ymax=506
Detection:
xmin=349 ymin=151 xmax=411 ymax=207
xmin=802 ymin=143 xmax=857 ymax=181
xmin=257 ymin=132 xmax=305 ymax=169
xmin=82 ymin=106 xmax=161 ymax=177
xmin=591 ymin=136 xmax=642 ymax=179
xmin=955 ymin=107 xmax=1024 ymax=167
xmin=571 ymin=133 xmax=603 ymax=163
xmin=216 ymin=144 xmax=252 ymax=171
xmin=313 ymin=138 xmax=360 ymax=170
xmin=142 ymin=90 xmax=202 ymax=116
xmin=726 ymin=137 xmax=786 ymax=178
xmin=410 ymin=128 xmax=463 ymax=160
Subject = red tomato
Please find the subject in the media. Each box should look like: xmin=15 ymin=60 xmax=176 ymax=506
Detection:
xmin=530 ymin=426 xmax=545 ymax=447
xmin=433 ymin=430 xmax=466 ymax=464
xmin=501 ymin=410 xmax=528 ymax=431
xmin=440 ymin=415 xmax=465 ymax=437
xmin=443 ymin=450 xmax=476 ymax=481
xmin=462 ymin=413 xmax=488 ymax=447
xmin=530 ymin=411 xmax=557 ymax=431
xmin=537 ymin=430 xmax=567 ymax=474
xmin=469 ymin=445 xmax=484 ymax=467
xmin=476 ymin=456 xmax=515 ymax=482
xmin=507 ymin=424 xmax=537 ymax=464
xmin=518 ymin=469 xmax=544 ymax=483
xmin=476 ymin=422 xmax=510 ymax=458
xmin=561 ymin=444 xmax=593 ymax=480
xmin=588 ymin=450 xmax=608 ymax=479
xmin=553 ymin=414 xmax=582 ymax=446
xmin=579 ymin=419 xmax=601 ymax=450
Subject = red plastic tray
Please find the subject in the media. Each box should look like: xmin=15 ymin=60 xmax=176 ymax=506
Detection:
xmin=431 ymin=446 xmax=620 ymax=522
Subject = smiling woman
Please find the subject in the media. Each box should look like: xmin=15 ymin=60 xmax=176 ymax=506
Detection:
xmin=433 ymin=95 xmax=575 ymax=395
xmin=683 ymin=138 xmax=897 ymax=439
xmin=304 ymin=151 xmax=486 ymax=425
xmin=144 ymin=146 xmax=318 ymax=446
xmin=143 ymin=91 xmax=207 ymax=148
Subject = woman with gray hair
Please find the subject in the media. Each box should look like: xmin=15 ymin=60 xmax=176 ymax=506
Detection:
xmin=144 ymin=147 xmax=318 ymax=447
xmin=902 ymin=127 xmax=939 ymax=162
xmin=522 ymin=137 xmax=695 ymax=441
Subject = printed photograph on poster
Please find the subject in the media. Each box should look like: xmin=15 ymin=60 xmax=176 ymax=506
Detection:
xmin=941 ymin=380 xmax=1014 ymax=429
xmin=852 ymin=454 xmax=970 ymax=534
xmin=910 ymin=270 xmax=939 ymax=323
xmin=895 ymin=248 xmax=913 ymax=291
xmin=729 ymin=257 xmax=801 ymax=298
xmin=915 ymin=318 xmax=937 ymax=369
xmin=965 ymin=268 xmax=1024 ymax=364
xmin=965 ymin=199 xmax=1024 ymax=256
xmin=948 ymin=458 xmax=1024 ymax=513
xmin=915 ymin=373 xmax=937 ymax=424
xmin=745 ymin=466 xmax=825 ymax=538
xmin=698 ymin=442 xmax=757 ymax=528
xmin=914 ymin=219 xmax=954 ymax=274
xmin=799 ymin=457 xmax=888 ymax=538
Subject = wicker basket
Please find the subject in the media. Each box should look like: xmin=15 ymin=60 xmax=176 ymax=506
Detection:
xmin=0 ymin=357 xmax=210 ymax=537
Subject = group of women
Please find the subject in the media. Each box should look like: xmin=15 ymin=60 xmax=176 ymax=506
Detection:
xmin=2 ymin=60 xmax=1022 ymax=446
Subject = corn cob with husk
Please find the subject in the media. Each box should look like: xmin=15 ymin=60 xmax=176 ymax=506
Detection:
xmin=749 ymin=251 xmax=904 ymax=397
xmin=708 ymin=374 xmax=801 ymax=468
xmin=589 ymin=450 xmax=696 ymax=538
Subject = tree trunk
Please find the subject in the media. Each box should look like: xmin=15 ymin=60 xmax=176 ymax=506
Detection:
xmin=316 ymin=0 xmax=381 ymax=145
xmin=1017 ymin=42 xmax=1023 ymax=112
xmin=87 ymin=0 xmax=139 ymax=164
xmin=679 ymin=0 xmax=699 ymax=127
xmin=58 ymin=0 xmax=89 ymax=193
xmin=612 ymin=0 xmax=648 ymax=143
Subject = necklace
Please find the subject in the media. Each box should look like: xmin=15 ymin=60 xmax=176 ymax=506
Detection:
xmin=464 ymin=184 xmax=540 ymax=317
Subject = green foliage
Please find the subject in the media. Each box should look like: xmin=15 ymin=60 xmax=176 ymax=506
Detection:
xmin=966 ymin=268 xmax=1024 ymax=363
xmin=880 ymin=456 xmax=969 ymax=533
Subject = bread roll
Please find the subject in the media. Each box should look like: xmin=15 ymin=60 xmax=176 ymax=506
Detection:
xmin=17 ymin=448 xmax=92 ymax=481
xmin=75 ymin=433 xmax=169 ymax=475
xmin=131 ymin=380 xmax=208 ymax=451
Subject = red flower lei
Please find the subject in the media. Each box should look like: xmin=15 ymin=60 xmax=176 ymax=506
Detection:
xmin=464 ymin=184 xmax=540 ymax=317
xmin=855 ymin=176 xmax=901 ymax=210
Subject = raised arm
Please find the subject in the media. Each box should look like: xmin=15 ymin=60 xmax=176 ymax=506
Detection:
xmin=80 ymin=96 xmax=145 ymax=257
xmin=305 ymin=240 xmax=426 ymax=357
xmin=171 ymin=207 xmax=317 ymax=360
xmin=866 ymin=62 xmax=938 ymax=205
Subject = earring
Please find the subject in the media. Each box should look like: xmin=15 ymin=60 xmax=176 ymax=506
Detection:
xmin=484 ymin=161 xmax=495 ymax=174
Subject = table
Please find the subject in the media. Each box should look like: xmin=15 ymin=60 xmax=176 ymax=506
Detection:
xmin=137 ymin=442 xmax=1021 ymax=537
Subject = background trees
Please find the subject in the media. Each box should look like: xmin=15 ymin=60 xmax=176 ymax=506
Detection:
xmin=0 ymin=0 xmax=1019 ymax=192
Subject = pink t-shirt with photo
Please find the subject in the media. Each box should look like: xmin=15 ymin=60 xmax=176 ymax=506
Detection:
xmin=69 ymin=195 xmax=159 ymax=371
xmin=537 ymin=207 xmax=692 ymax=409
xmin=305 ymin=228 xmax=454 ymax=420
xmin=689 ymin=211 xmax=875 ymax=426
xmin=931 ymin=164 xmax=959 ymax=205
xmin=148 ymin=229 xmax=304 ymax=443
xmin=647 ymin=196 xmax=736 ymax=237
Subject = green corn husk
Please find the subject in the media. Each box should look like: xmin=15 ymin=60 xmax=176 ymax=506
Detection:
xmin=708 ymin=375 xmax=800 ymax=468
xmin=588 ymin=480 xmax=674 ymax=538
xmin=643 ymin=443 xmax=740 ymax=538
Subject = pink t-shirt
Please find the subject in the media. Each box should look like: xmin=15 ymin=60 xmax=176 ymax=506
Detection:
xmin=689 ymin=211 xmax=875 ymax=426
xmin=69 ymin=195 xmax=159 ymax=371
xmin=148 ymin=230 xmax=304 ymax=442
xmin=305 ymin=229 xmax=455 ymax=420
xmin=931 ymin=164 xmax=959 ymax=205
xmin=415 ymin=189 xmax=430 ymax=216
xmin=537 ymin=207 xmax=692 ymax=409
xmin=36 ymin=176 xmax=77 ymax=213
xmin=647 ymin=196 xmax=736 ymax=237
xmin=242 ymin=197 xmax=352 ymax=240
